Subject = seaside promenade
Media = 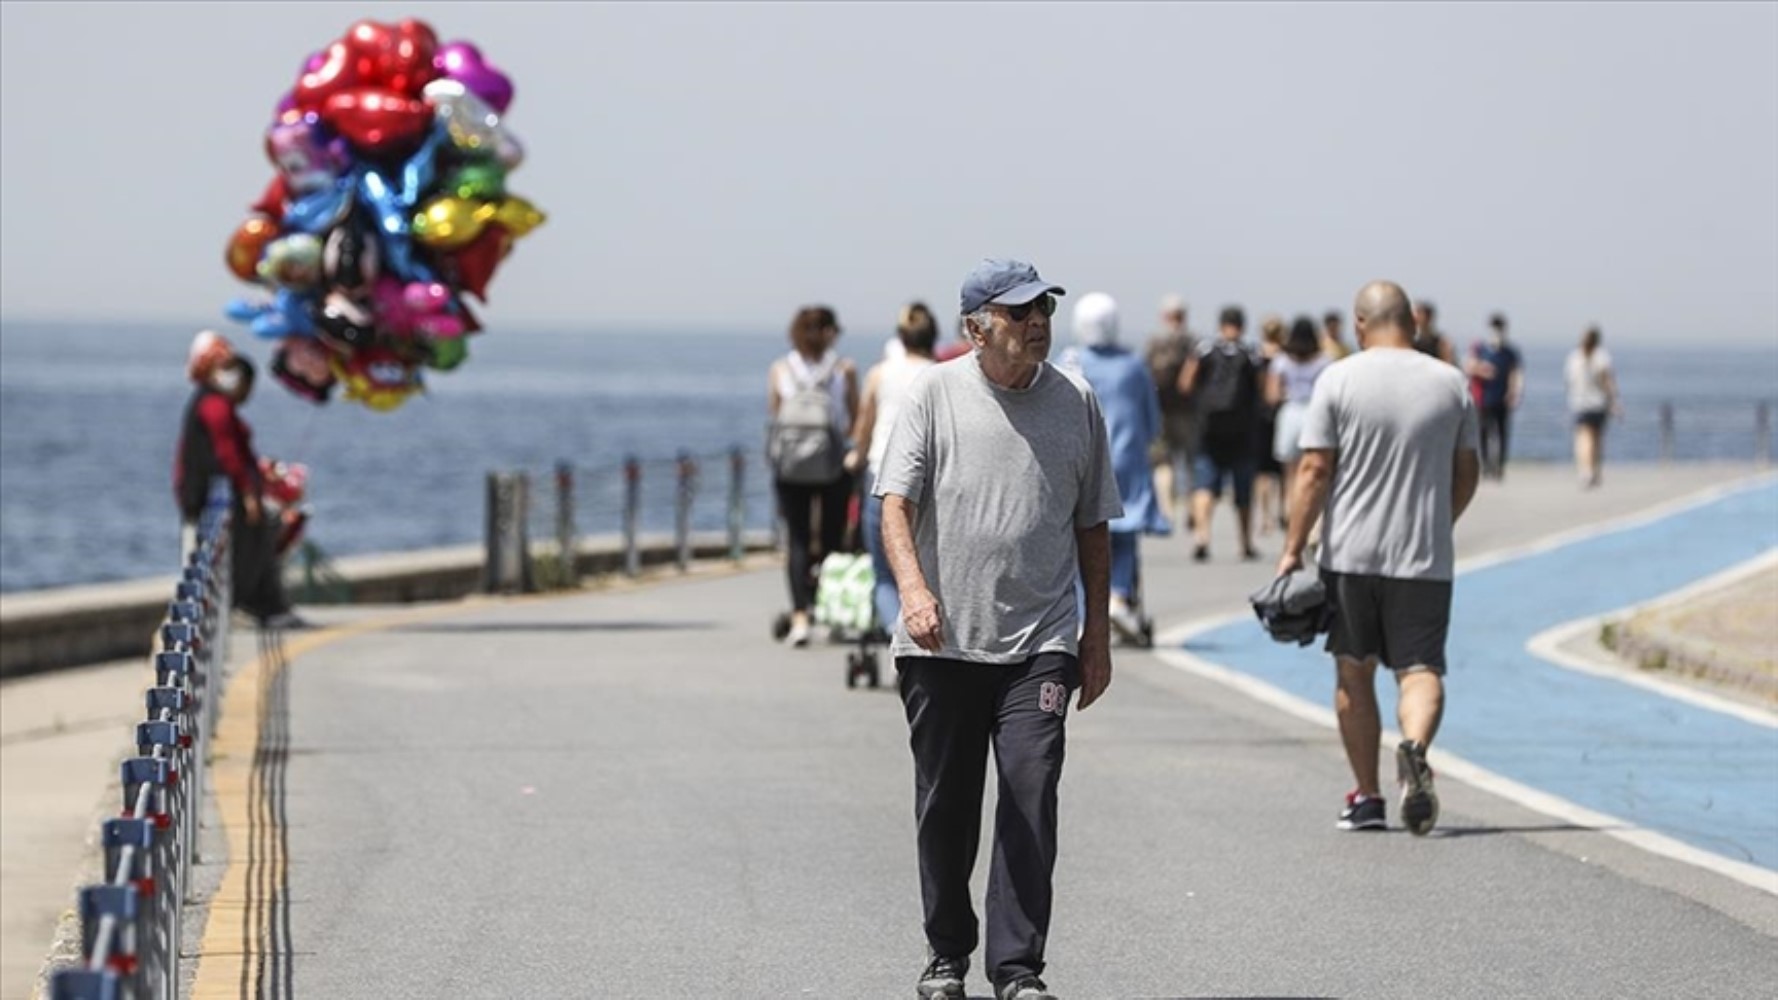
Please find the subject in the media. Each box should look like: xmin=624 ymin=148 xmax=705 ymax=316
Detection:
xmin=4 ymin=463 xmax=1776 ymax=999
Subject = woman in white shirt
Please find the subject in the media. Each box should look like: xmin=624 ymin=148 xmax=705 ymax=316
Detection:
xmin=1266 ymin=316 xmax=1333 ymax=514
xmin=846 ymin=302 xmax=937 ymax=635
xmin=1563 ymin=325 xmax=1621 ymax=488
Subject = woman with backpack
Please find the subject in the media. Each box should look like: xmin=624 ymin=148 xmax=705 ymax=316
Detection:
xmin=767 ymin=305 xmax=859 ymax=647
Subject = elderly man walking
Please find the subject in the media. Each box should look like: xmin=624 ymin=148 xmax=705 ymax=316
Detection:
xmin=1278 ymin=281 xmax=1480 ymax=836
xmin=874 ymin=258 xmax=1121 ymax=1000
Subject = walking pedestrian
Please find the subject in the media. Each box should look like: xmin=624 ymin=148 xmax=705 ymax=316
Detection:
xmin=874 ymin=258 xmax=1119 ymax=1000
xmin=1142 ymin=294 xmax=1199 ymax=526
xmin=172 ymin=333 xmax=302 ymax=627
xmin=1320 ymin=309 xmax=1351 ymax=361
xmin=1564 ymin=325 xmax=1621 ymax=489
xmin=766 ymin=305 xmax=859 ymax=647
xmin=1180 ymin=306 xmax=1264 ymax=562
xmin=1267 ymin=315 xmax=1332 ymax=512
xmin=1464 ymin=312 xmax=1524 ymax=479
xmin=847 ymin=301 xmax=938 ymax=635
xmin=1412 ymin=299 xmax=1458 ymax=366
xmin=1277 ymin=281 xmax=1480 ymax=836
xmin=1064 ymin=292 xmax=1170 ymax=644
xmin=1253 ymin=315 xmax=1287 ymax=536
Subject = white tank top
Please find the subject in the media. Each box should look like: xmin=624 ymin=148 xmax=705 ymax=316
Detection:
xmin=868 ymin=354 xmax=936 ymax=470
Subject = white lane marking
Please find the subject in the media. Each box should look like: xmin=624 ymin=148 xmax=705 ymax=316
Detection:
xmin=1152 ymin=472 xmax=1778 ymax=896
xmin=1151 ymin=635 xmax=1778 ymax=896
xmin=1525 ymin=548 xmax=1778 ymax=730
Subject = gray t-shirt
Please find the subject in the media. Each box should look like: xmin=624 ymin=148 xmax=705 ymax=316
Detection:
xmin=1299 ymin=348 xmax=1480 ymax=581
xmin=873 ymin=355 xmax=1123 ymax=663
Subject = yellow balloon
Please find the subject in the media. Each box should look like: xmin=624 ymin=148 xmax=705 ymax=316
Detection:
xmin=412 ymin=196 xmax=488 ymax=250
xmin=490 ymin=196 xmax=546 ymax=238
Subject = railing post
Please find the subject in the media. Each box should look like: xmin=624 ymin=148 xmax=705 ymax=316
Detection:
xmin=1659 ymin=402 xmax=1675 ymax=462
xmin=675 ymin=451 xmax=696 ymax=572
xmin=1757 ymin=401 xmax=1772 ymax=465
xmin=728 ymin=446 xmax=746 ymax=562
xmin=483 ymin=472 xmax=534 ymax=593
xmin=555 ymin=461 xmax=577 ymax=586
xmin=623 ymin=456 xmax=642 ymax=578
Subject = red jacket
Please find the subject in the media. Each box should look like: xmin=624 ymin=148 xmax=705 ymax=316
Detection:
xmin=174 ymin=388 xmax=260 ymax=518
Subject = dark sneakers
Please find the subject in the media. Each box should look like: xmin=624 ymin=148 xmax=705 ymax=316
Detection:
xmin=1397 ymin=739 xmax=1440 ymax=836
xmin=1337 ymin=790 xmax=1387 ymax=831
xmin=997 ymin=976 xmax=1058 ymax=1000
xmin=917 ymin=954 xmax=968 ymax=999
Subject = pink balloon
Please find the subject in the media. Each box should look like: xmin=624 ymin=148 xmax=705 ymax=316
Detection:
xmin=433 ymin=40 xmax=514 ymax=114
xmin=403 ymin=282 xmax=450 ymax=312
xmin=303 ymin=49 xmax=329 ymax=74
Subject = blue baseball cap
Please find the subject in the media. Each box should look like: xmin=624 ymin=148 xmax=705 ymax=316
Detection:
xmin=959 ymin=258 xmax=1066 ymax=315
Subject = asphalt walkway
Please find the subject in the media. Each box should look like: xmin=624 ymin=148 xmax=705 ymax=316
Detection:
xmin=7 ymin=463 xmax=1777 ymax=999
xmin=192 ymin=463 xmax=1778 ymax=999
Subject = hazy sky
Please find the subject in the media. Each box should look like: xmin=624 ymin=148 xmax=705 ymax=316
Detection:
xmin=2 ymin=2 xmax=1774 ymax=347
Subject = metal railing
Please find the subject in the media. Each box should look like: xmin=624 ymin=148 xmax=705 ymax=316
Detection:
xmin=485 ymin=446 xmax=773 ymax=592
xmin=49 ymin=481 xmax=233 ymax=1000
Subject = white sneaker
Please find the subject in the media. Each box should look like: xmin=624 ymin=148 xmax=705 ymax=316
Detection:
xmin=787 ymin=619 xmax=812 ymax=648
xmin=1108 ymin=599 xmax=1142 ymax=643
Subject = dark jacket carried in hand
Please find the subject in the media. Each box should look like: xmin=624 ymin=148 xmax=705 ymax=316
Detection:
xmin=1249 ymin=569 xmax=1336 ymax=647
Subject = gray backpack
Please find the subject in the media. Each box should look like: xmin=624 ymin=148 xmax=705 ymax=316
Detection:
xmin=768 ymin=360 xmax=844 ymax=485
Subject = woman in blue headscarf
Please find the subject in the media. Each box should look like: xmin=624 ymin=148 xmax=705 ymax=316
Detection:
xmin=1061 ymin=292 xmax=1171 ymax=644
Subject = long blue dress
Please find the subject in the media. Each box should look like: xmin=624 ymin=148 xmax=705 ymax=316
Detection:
xmin=1070 ymin=345 xmax=1172 ymax=537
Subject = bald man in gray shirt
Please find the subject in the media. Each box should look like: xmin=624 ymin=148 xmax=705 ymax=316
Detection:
xmin=875 ymin=259 xmax=1120 ymax=1000
xmin=1279 ymin=280 xmax=1480 ymax=838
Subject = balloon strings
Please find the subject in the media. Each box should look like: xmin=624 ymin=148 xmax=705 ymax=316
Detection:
xmin=291 ymin=405 xmax=322 ymax=466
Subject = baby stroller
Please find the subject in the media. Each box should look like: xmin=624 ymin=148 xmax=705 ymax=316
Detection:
xmin=814 ymin=551 xmax=885 ymax=688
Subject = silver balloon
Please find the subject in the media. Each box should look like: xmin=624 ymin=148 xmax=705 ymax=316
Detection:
xmin=423 ymin=78 xmax=503 ymax=154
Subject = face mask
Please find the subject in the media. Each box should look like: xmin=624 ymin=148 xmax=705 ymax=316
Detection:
xmin=213 ymin=369 xmax=243 ymax=394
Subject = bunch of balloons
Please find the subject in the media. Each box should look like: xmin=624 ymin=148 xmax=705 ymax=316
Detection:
xmin=223 ymin=18 xmax=545 ymax=411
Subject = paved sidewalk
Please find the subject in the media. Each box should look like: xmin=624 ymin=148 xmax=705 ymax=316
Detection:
xmin=0 ymin=659 xmax=143 ymax=1000
xmin=191 ymin=463 xmax=1778 ymax=999
xmin=8 ymin=463 xmax=1774 ymax=999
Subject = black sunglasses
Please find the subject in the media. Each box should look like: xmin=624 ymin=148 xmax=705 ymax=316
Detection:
xmin=999 ymin=294 xmax=1057 ymax=322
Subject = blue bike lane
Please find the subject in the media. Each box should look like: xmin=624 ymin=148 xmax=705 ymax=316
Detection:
xmin=1180 ymin=477 xmax=1778 ymax=870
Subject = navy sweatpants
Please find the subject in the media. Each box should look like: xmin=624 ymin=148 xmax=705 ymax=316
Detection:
xmin=898 ymin=652 xmax=1079 ymax=987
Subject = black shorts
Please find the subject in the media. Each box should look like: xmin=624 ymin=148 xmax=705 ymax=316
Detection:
xmin=1323 ymin=570 xmax=1452 ymax=674
xmin=1575 ymin=410 xmax=1609 ymax=431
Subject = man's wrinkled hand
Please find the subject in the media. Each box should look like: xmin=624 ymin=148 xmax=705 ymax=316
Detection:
xmin=1076 ymin=633 xmax=1112 ymax=710
xmin=901 ymin=587 xmax=945 ymax=652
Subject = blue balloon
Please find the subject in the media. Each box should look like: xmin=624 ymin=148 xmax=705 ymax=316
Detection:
xmin=400 ymin=126 xmax=448 ymax=207
xmin=355 ymin=166 xmax=435 ymax=283
xmin=225 ymin=289 xmax=316 ymax=340
xmin=283 ymin=177 xmax=354 ymax=235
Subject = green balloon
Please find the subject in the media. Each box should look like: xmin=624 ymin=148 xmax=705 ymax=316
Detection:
xmin=445 ymin=161 xmax=507 ymax=202
xmin=427 ymin=338 xmax=469 ymax=371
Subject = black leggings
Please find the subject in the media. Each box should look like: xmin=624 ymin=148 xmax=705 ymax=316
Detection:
xmin=1480 ymin=405 xmax=1511 ymax=475
xmin=776 ymin=476 xmax=852 ymax=611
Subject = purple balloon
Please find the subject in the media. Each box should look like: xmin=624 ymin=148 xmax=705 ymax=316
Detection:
xmin=302 ymin=49 xmax=328 ymax=74
xmin=434 ymin=40 xmax=514 ymax=114
xmin=275 ymin=90 xmax=298 ymax=118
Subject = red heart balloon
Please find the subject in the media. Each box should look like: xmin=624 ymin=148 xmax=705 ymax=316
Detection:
xmin=250 ymin=175 xmax=289 ymax=221
xmin=379 ymin=19 xmax=439 ymax=95
xmin=292 ymin=40 xmax=362 ymax=112
xmin=321 ymin=86 xmax=430 ymax=155
xmin=446 ymin=224 xmax=512 ymax=301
